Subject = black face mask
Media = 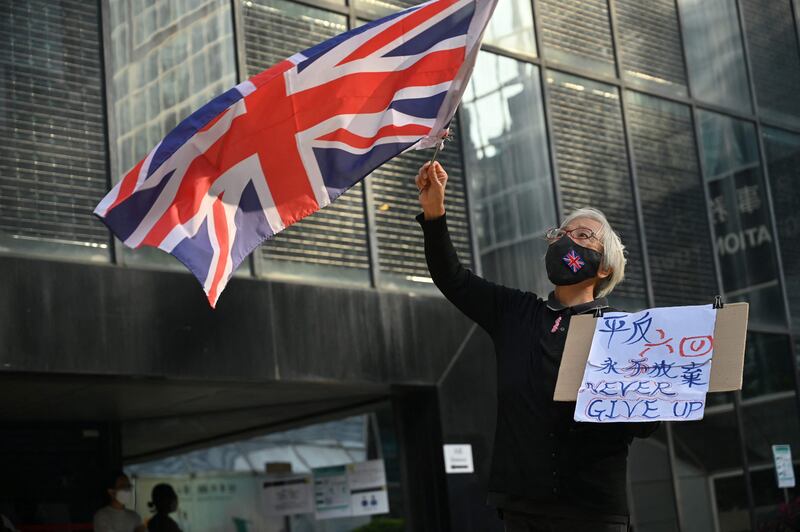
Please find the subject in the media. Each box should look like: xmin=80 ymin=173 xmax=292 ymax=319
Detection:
xmin=545 ymin=236 xmax=603 ymax=286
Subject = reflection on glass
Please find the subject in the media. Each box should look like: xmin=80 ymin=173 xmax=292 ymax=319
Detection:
xmin=743 ymin=394 xmax=800 ymax=466
xmin=751 ymin=467 xmax=800 ymax=530
xmin=763 ymin=128 xmax=800 ymax=333
xmin=106 ymin=0 xmax=237 ymax=268
xmin=697 ymin=110 xmax=785 ymax=328
xmin=461 ymin=52 xmax=554 ymax=294
xmin=546 ymin=71 xmax=646 ymax=311
xmin=0 ymin=0 xmax=110 ymax=261
xmin=672 ymin=409 xmax=745 ymax=531
xmin=739 ymin=0 xmax=800 ymax=127
xmin=482 ymin=0 xmax=536 ymax=56
xmin=356 ymin=0 xmax=536 ymax=56
xmin=677 ymin=0 xmax=752 ymax=112
xmin=615 ymin=0 xmax=688 ymax=97
xmin=713 ymin=473 xmax=751 ymax=532
xmin=741 ymin=333 xmax=794 ymax=400
xmin=628 ymin=427 xmax=680 ymax=530
xmin=537 ymin=0 xmax=615 ymax=76
xmin=626 ymin=91 xmax=715 ymax=306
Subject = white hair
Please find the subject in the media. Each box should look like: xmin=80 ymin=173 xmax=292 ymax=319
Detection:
xmin=560 ymin=207 xmax=626 ymax=298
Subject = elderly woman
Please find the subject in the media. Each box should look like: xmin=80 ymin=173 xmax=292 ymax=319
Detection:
xmin=416 ymin=161 xmax=657 ymax=532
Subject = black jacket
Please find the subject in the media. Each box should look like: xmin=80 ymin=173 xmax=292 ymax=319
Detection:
xmin=418 ymin=213 xmax=658 ymax=520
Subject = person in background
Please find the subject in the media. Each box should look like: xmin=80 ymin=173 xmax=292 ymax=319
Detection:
xmin=93 ymin=472 xmax=146 ymax=532
xmin=146 ymin=483 xmax=181 ymax=532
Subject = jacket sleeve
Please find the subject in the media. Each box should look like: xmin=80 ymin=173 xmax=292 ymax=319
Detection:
xmin=417 ymin=212 xmax=524 ymax=336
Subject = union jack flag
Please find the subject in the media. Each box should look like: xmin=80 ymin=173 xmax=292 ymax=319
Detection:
xmin=563 ymin=249 xmax=585 ymax=273
xmin=95 ymin=0 xmax=498 ymax=307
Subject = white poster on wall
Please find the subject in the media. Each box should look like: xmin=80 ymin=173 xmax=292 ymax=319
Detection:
xmin=313 ymin=465 xmax=352 ymax=520
xmin=773 ymin=444 xmax=796 ymax=488
xmin=443 ymin=444 xmax=474 ymax=474
xmin=348 ymin=460 xmax=389 ymax=517
xmin=262 ymin=473 xmax=314 ymax=517
xmin=312 ymin=460 xmax=390 ymax=520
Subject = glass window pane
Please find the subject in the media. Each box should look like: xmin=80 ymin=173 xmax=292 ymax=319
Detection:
xmin=672 ymin=406 xmax=746 ymax=531
xmin=712 ymin=472 xmax=751 ymax=532
xmin=482 ymin=0 xmax=536 ymax=57
xmin=356 ymin=0 xmax=537 ymax=56
xmin=677 ymin=0 xmax=752 ymax=112
xmin=546 ymin=71 xmax=647 ymax=310
xmin=763 ymin=127 xmax=800 ymax=333
xmin=105 ymin=0 xmax=237 ymax=269
xmin=740 ymin=0 xmax=800 ymax=127
xmin=0 ymin=0 xmax=110 ymax=262
xmin=354 ymin=0 xmax=425 ymax=19
xmin=697 ymin=110 xmax=785 ymax=328
xmin=537 ymin=0 xmax=616 ymax=76
xmin=241 ymin=0 xmax=370 ymax=285
xmin=616 ymin=0 xmax=688 ymax=97
xmin=628 ymin=426 xmax=680 ymax=531
xmin=742 ymin=332 xmax=795 ymax=399
xmin=370 ymin=119 xmax=473 ymax=288
xmin=626 ymin=91 xmax=716 ymax=307
xmin=461 ymin=52 xmax=555 ymax=294
xmin=751 ymin=466 xmax=800 ymax=530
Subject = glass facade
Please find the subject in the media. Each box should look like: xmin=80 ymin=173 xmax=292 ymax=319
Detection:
xmin=626 ymin=92 xmax=715 ymax=307
xmin=461 ymin=52 xmax=554 ymax=294
xmin=105 ymin=0 xmax=238 ymax=269
xmin=547 ymin=71 xmax=647 ymax=311
xmin=0 ymin=0 xmax=110 ymax=261
xmin=763 ymin=127 xmax=800 ymax=332
xmin=678 ymin=0 xmax=752 ymax=112
xmin=2 ymin=0 xmax=800 ymax=529
xmin=698 ymin=110 xmax=785 ymax=330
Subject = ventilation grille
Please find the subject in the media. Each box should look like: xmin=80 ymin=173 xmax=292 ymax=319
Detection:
xmin=740 ymin=0 xmax=800 ymax=125
xmin=370 ymin=119 xmax=472 ymax=282
xmin=0 ymin=0 xmax=109 ymax=252
xmin=615 ymin=0 xmax=687 ymax=94
xmin=537 ymin=0 xmax=615 ymax=74
xmin=627 ymin=93 xmax=716 ymax=306
xmin=547 ymin=72 xmax=646 ymax=307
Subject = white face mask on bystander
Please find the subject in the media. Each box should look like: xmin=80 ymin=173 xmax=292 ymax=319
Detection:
xmin=115 ymin=489 xmax=133 ymax=507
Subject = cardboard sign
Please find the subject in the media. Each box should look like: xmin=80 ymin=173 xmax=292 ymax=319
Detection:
xmin=555 ymin=302 xmax=748 ymax=402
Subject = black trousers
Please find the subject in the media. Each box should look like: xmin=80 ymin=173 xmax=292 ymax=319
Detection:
xmin=502 ymin=510 xmax=629 ymax=532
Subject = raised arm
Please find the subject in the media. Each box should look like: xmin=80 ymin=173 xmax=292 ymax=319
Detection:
xmin=416 ymin=162 xmax=523 ymax=336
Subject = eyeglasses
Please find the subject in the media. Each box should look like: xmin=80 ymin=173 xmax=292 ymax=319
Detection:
xmin=545 ymin=226 xmax=598 ymax=243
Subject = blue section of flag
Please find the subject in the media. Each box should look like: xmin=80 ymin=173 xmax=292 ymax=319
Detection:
xmin=172 ymin=218 xmax=213 ymax=285
xmin=389 ymin=91 xmax=447 ymax=119
xmin=230 ymin=181 xmax=274 ymax=267
xmin=383 ymin=2 xmax=474 ymax=57
xmin=313 ymin=141 xmax=416 ymax=200
xmin=100 ymin=170 xmax=175 ymax=242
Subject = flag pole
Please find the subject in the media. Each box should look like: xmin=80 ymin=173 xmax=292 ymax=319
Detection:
xmin=430 ymin=120 xmax=454 ymax=165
